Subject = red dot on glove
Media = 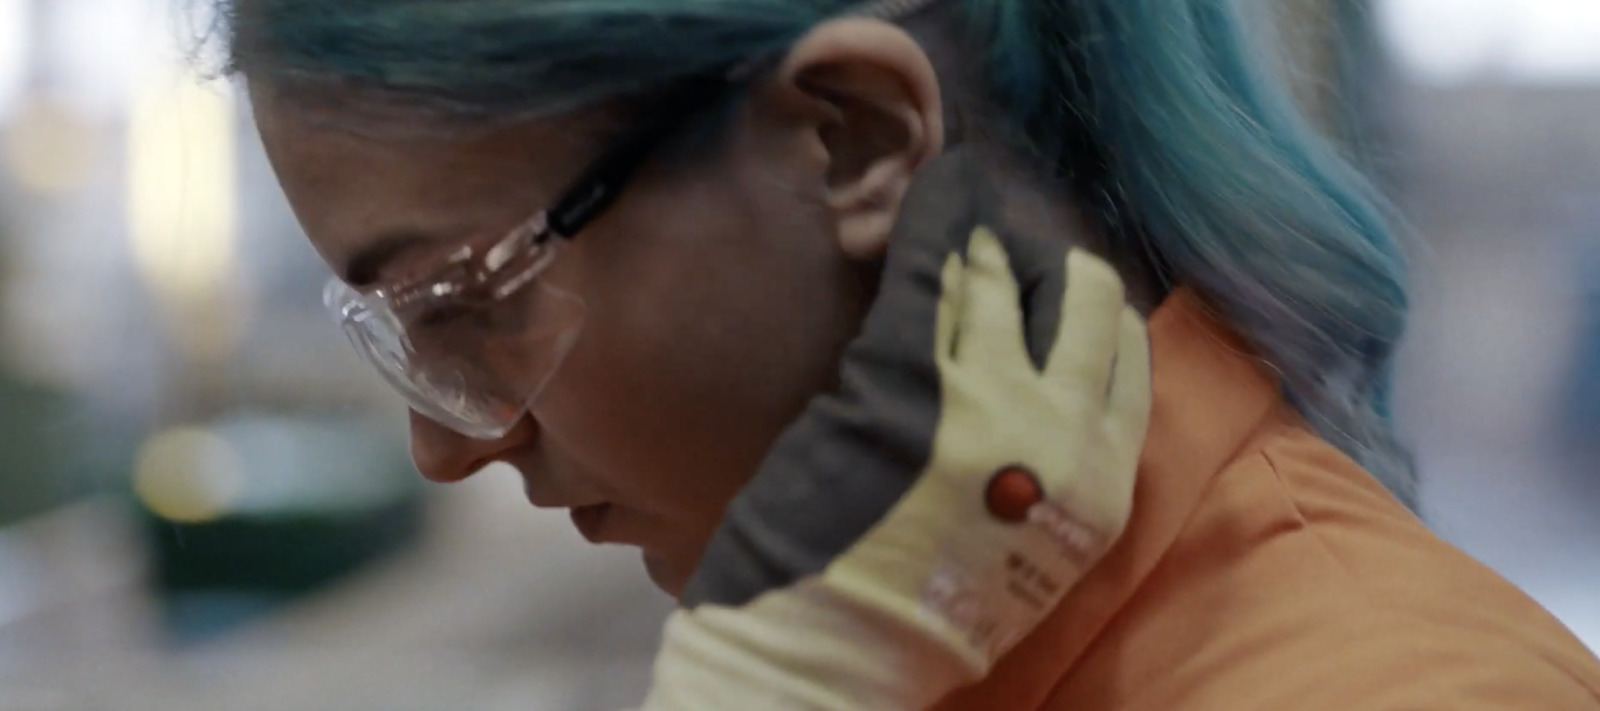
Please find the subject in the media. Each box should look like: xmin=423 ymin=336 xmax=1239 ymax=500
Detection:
xmin=985 ymin=466 xmax=1043 ymax=523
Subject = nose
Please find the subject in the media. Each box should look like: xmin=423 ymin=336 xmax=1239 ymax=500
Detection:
xmin=408 ymin=409 xmax=530 ymax=483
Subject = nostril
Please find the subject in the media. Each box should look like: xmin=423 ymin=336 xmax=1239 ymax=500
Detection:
xmin=407 ymin=410 xmax=535 ymax=483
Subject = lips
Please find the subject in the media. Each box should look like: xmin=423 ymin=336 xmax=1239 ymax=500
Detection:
xmin=512 ymin=461 xmax=616 ymax=542
xmin=569 ymin=503 xmax=614 ymax=543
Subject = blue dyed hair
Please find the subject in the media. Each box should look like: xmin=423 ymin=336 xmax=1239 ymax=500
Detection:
xmin=218 ymin=0 xmax=1414 ymax=505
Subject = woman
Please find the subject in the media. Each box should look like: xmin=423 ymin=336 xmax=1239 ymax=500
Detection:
xmin=217 ymin=0 xmax=1600 ymax=708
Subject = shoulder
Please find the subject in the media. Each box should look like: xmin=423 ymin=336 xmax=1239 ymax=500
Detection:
xmin=1046 ymin=421 xmax=1600 ymax=711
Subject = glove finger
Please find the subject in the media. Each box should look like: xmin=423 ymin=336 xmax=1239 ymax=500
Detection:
xmin=1044 ymin=249 xmax=1125 ymax=398
xmin=935 ymin=252 xmax=967 ymax=372
xmin=956 ymin=227 xmax=1030 ymax=369
xmin=1107 ymin=305 xmax=1153 ymax=459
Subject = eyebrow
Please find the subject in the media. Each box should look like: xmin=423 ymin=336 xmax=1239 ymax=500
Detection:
xmin=340 ymin=231 xmax=437 ymax=287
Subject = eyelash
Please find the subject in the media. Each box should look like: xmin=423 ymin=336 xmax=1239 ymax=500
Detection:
xmin=404 ymin=281 xmax=542 ymax=334
xmin=413 ymin=302 xmax=480 ymax=329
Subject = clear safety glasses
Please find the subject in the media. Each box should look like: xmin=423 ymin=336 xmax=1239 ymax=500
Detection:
xmin=323 ymin=219 xmax=586 ymax=440
xmin=323 ymin=69 xmax=741 ymax=440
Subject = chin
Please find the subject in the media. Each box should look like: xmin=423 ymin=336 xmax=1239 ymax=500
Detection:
xmin=643 ymin=551 xmax=692 ymax=598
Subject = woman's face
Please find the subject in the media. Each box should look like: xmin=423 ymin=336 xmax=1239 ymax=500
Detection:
xmin=248 ymin=21 xmax=943 ymax=594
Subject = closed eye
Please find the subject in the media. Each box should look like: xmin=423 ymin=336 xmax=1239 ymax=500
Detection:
xmin=412 ymin=302 xmax=480 ymax=329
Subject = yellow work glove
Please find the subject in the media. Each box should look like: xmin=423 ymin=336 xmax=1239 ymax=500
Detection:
xmin=637 ymin=225 xmax=1151 ymax=711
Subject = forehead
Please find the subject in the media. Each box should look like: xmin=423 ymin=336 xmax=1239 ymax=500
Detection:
xmin=248 ymin=81 xmax=612 ymax=283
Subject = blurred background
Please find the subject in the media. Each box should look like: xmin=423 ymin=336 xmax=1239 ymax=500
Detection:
xmin=0 ymin=0 xmax=1594 ymax=708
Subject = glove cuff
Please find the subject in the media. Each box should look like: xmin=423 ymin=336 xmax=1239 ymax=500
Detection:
xmin=640 ymin=579 xmax=987 ymax=711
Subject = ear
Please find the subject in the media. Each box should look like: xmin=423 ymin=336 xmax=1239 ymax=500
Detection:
xmin=753 ymin=18 xmax=945 ymax=259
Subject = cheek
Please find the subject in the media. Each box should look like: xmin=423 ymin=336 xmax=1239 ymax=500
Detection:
xmin=532 ymin=177 xmax=868 ymax=530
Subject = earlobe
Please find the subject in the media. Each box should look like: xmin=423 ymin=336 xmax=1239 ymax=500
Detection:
xmin=768 ymin=18 xmax=945 ymax=259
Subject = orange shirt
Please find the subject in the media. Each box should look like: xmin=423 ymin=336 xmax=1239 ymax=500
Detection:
xmin=934 ymin=288 xmax=1600 ymax=711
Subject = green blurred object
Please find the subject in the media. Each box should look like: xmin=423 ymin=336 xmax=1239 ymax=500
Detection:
xmin=0 ymin=374 xmax=98 ymax=525
xmin=133 ymin=412 xmax=425 ymax=641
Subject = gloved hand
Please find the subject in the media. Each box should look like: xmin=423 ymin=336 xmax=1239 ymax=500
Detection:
xmin=637 ymin=219 xmax=1151 ymax=711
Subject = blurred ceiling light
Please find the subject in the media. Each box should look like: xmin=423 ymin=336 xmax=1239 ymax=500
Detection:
xmin=133 ymin=426 xmax=248 ymax=524
xmin=126 ymin=59 xmax=245 ymax=361
xmin=1379 ymin=0 xmax=1600 ymax=84
xmin=0 ymin=0 xmax=25 ymax=119
xmin=1 ymin=93 xmax=99 ymax=194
